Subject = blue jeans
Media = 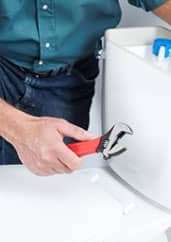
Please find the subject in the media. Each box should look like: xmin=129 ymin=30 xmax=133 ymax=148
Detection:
xmin=0 ymin=56 xmax=99 ymax=165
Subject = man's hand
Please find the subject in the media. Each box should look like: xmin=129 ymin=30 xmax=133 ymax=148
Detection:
xmin=13 ymin=117 xmax=92 ymax=176
xmin=0 ymin=99 xmax=92 ymax=176
xmin=153 ymin=0 xmax=171 ymax=24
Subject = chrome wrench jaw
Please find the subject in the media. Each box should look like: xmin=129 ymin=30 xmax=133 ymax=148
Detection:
xmin=103 ymin=144 xmax=127 ymax=160
xmin=68 ymin=122 xmax=133 ymax=159
xmin=102 ymin=123 xmax=134 ymax=160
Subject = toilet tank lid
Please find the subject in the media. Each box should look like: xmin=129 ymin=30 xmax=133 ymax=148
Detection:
xmin=105 ymin=27 xmax=171 ymax=47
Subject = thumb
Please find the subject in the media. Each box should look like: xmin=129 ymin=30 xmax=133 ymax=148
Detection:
xmin=56 ymin=119 xmax=93 ymax=141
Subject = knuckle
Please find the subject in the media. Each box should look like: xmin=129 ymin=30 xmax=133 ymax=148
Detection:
xmin=54 ymin=159 xmax=71 ymax=173
xmin=36 ymin=161 xmax=45 ymax=170
xmin=33 ymin=170 xmax=45 ymax=176
xmin=40 ymin=151 xmax=53 ymax=164
xmin=72 ymin=126 xmax=78 ymax=133
xmin=65 ymin=168 xmax=72 ymax=174
xmin=33 ymin=166 xmax=51 ymax=176
xmin=70 ymin=160 xmax=81 ymax=171
xmin=75 ymin=127 xmax=83 ymax=134
xmin=57 ymin=170 xmax=65 ymax=174
xmin=62 ymin=166 xmax=71 ymax=173
xmin=41 ymin=118 xmax=49 ymax=127
xmin=71 ymin=125 xmax=84 ymax=136
xmin=58 ymin=119 xmax=68 ymax=126
xmin=44 ymin=156 xmax=52 ymax=164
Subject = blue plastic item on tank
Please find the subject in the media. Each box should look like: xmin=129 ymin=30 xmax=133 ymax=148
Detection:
xmin=153 ymin=38 xmax=171 ymax=58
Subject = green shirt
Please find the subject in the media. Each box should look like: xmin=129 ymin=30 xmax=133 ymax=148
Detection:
xmin=0 ymin=0 xmax=166 ymax=71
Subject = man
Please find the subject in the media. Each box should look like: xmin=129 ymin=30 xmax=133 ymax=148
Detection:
xmin=0 ymin=0 xmax=170 ymax=176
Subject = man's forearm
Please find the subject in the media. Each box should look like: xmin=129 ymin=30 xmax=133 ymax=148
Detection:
xmin=0 ymin=99 xmax=29 ymax=144
xmin=153 ymin=0 xmax=171 ymax=24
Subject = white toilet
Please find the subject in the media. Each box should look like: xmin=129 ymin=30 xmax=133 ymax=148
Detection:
xmin=1 ymin=26 xmax=171 ymax=242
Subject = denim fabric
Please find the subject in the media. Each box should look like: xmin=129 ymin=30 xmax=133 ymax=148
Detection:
xmin=0 ymin=56 xmax=99 ymax=165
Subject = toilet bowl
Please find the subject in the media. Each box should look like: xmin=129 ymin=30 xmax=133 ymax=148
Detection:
xmin=1 ymin=26 xmax=171 ymax=242
xmin=0 ymin=165 xmax=170 ymax=242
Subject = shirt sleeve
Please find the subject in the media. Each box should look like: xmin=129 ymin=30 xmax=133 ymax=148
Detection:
xmin=128 ymin=0 xmax=167 ymax=11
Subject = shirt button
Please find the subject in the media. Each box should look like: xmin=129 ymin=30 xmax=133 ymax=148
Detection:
xmin=45 ymin=42 xmax=50 ymax=48
xmin=42 ymin=4 xmax=48 ymax=10
xmin=38 ymin=60 xmax=43 ymax=65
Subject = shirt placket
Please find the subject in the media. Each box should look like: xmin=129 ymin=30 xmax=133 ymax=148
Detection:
xmin=33 ymin=0 xmax=56 ymax=71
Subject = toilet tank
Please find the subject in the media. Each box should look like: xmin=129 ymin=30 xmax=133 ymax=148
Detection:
xmin=103 ymin=27 xmax=171 ymax=210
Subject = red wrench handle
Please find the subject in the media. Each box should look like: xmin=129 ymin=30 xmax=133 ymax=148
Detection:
xmin=67 ymin=137 xmax=102 ymax=157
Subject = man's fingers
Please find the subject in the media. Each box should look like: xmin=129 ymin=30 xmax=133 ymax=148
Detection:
xmin=24 ymin=162 xmax=53 ymax=176
xmin=54 ymin=159 xmax=72 ymax=173
xmin=15 ymin=117 xmax=91 ymax=176
xmin=57 ymin=119 xmax=93 ymax=141
xmin=56 ymin=142 xmax=83 ymax=171
xmin=30 ymin=165 xmax=69 ymax=176
xmin=44 ymin=159 xmax=72 ymax=174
